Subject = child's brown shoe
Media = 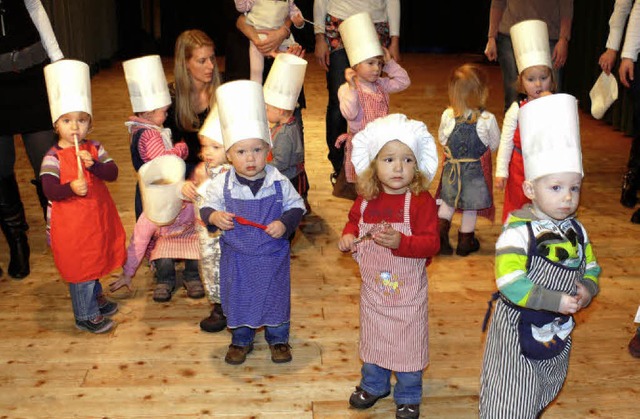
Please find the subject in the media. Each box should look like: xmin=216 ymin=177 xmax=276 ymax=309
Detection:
xmin=225 ymin=344 xmax=253 ymax=365
xmin=269 ymin=343 xmax=292 ymax=363
xmin=629 ymin=330 xmax=640 ymax=358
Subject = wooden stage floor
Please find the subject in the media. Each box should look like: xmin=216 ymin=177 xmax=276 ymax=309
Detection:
xmin=0 ymin=53 xmax=638 ymax=418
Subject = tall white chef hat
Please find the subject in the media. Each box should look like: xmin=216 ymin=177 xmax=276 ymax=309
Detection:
xmin=339 ymin=12 xmax=384 ymax=66
xmin=263 ymin=53 xmax=307 ymax=111
xmin=122 ymin=55 xmax=171 ymax=113
xmin=519 ymin=93 xmax=583 ymax=181
xmin=44 ymin=59 xmax=92 ymax=124
xmin=351 ymin=113 xmax=439 ymax=182
xmin=216 ymin=80 xmax=271 ymax=150
xmin=199 ymin=105 xmax=223 ymax=145
xmin=510 ymin=20 xmax=553 ymax=74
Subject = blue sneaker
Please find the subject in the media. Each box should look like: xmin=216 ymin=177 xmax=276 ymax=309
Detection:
xmin=75 ymin=315 xmax=114 ymax=334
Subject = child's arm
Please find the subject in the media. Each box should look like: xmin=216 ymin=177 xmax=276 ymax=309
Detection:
xmin=339 ymin=197 xmax=363 ymax=252
xmin=268 ymin=177 xmax=306 ymax=238
xmin=495 ymin=102 xmax=519 ymax=190
xmin=338 ymin=80 xmax=360 ymax=121
xmin=289 ymin=1 xmax=304 ymax=29
xmin=575 ymin=223 xmax=602 ymax=308
xmin=269 ymin=131 xmax=296 ymax=173
xmin=139 ymin=129 xmax=188 ymax=162
xmin=477 ymin=111 xmax=501 ymax=152
xmin=234 ymin=0 xmax=255 ymax=13
xmin=390 ymin=192 xmax=440 ymax=258
xmin=438 ymin=108 xmax=455 ymax=146
xmin=87 ymin=141 xmax=119 ymax=182
xmin=379 ymin=55 xmax=411 ymax=94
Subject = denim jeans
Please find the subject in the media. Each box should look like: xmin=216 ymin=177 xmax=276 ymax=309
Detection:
xmin=155 ymin=258 xmax=199 ymax=287
xmin=69 ymin=279 xmax=101 ymax=321
xmin=496 ymin=33 xmax=562 ymax=112
xmin=359 ymin=362 xmax=423 ymax=405
xmin=325 ymin=48 xmax=349 ymax=174
xmin=231 ymin=322 xmax=290 ymax=347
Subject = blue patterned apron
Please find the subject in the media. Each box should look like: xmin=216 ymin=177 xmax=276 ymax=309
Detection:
xmin=219 ymin=172 xmax=291 ymax=328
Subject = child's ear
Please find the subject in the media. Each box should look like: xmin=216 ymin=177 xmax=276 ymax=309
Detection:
xmin=522 ymin=180 xmax=535 ymax=200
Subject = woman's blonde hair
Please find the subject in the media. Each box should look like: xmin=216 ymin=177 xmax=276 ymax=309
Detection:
xmin=173 ymin=29 xmax=221 ymax=132
xmin=516 ymin=65 xmax=557 ymax=96
xmin=356 ymin=143 xmax=430 ymax=201
xmin=448 ymin=64 xmax=488 ymax=124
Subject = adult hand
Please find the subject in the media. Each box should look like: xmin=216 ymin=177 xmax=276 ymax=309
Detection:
xmin=598 ymin=49 xmax=618 ymax=75
xmin=620 ymin=58 xmax=635 ymax=88
xmin=552 ymin=38 xmax=569 ymax=69
xmin=388 ymin=37 xmax=400 ymax=62
xmin=315 ymin=35 xmax=330 ymax=71
xmin=255 ymin=27 xmax=288 ymax=56
xmin=485 ymin=37 xmax=498 ymax=61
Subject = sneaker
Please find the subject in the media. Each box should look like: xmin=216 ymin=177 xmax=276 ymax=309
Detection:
xmin=348 ymin=386 xmax=390 ymax=409
xmin=224 ymin=343 xmax=254 ymax=365
xmin=183 ymin=279 xmax=205 ymax=299
xmin=269 ymin=343 xmax=292 ymax=363
xmin=199 ymin=303 xmax=227 ymax=333
xmin=396 ymin=404 xmax=420 ymax=419
xmin=75 ymin=315 xmax=114 ymax=334
xmin=97 ymin=295 xmax=118 ymax=316
xmin=629 ymin=331 xmax=640 ymax=358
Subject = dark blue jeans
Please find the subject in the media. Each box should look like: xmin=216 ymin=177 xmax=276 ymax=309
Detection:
xmin=69 ymin=279 xmax=101 ymax=321
xmin=231 ymin=322 xmax=290 ymax=347
xmin=359 ymin=362 xmax=423 ymax=405
xmin=155 ymin=258 xmax=199 ymax=288
xmin=325 ymin=48 xmax=349 ymax=174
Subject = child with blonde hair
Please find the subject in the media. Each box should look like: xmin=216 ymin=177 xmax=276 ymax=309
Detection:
xmin=339 ymin=114 xmax=439 ymax=419
xmin=436 ymin=64 xmax=500 ymax=256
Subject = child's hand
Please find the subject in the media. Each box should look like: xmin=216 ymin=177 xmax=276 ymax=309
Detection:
xmin=291 ymin=12 xmax=304 ymax=28
xmin=373 ymin=225 xmax=401 ymax=249
xmin=109 ymin=272 xmax=133 ymax=293
xmin=285 ymin=43 xmax=305 ymax=58
xmin=265 ymin=220 xmax=286 ymax=238
xmin=209 ymin=211 xmax=235 ymax=230
xmin=345 ymin=68 xmax=357 ymax=89
xmin=558 ymin=293 xmax=579 ymax=315
xmin=575 ymin=282 xmax=592 ymax=308
xmin=181 ymin=180 xmax=199 ymax=201
xmin=70 ymin=178 xmax=87 ymax=196
xmin=381 ymin=46 xmax=392 ymax=64
xmin=78 ymin=150 xmax=94 ymax=168
xmin=338 ymin=234 xmax=356 ymax=252
xmin=495 ymin=177 xmax=507 ymax=190
xmin=540 ymin=91 xmax=553 ymax=98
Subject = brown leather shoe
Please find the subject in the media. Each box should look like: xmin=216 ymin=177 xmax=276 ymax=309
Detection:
xmin=224 ymin=344 xmax=254 ymax=365
xmin=456 ymin=231 xmax=480 ymax=257
xmin=269 ymin=343 xmax=292 ymax=363
xmin=199 ymin=303 xmax=227 ymax=333
xmin=628 ymin=330 xmax=640 ymax=358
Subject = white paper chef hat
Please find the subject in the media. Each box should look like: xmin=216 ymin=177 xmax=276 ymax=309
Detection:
xmin=138 ymin=155 xmax=186 ymax=225
xmin=199 ymin=105 xmax=223 ymax=145
xmin=339 ymin=12 xmax=384 ymax=66
xmin=216 ymin=80 xmax=271 ymax=150
xmin=351 ymin=113 xmax=438 ymax=181
xmin=122 ymin=55 xmax=171 ymax=113
xmin=519 ymin=93 xmax=583 ymax=181
xmin=590 ymin=71 xmax=618 ymax=119
xmin=263 ymin=53 xmax=307 ymax=111
xmin=44 ymin=59 xmax=92 ymax=124
xmin=510 ymin=20 xmax=552 ymax=74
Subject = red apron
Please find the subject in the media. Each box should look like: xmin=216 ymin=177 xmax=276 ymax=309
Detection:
xmin=50 ymin=142 xmax=126 ymax=283
xmin=501 ymin=126 xmax=530 ymax=223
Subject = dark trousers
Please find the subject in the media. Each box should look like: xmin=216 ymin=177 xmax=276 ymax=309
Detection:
xmin=325 ymin=48 xmax=349 ymax=174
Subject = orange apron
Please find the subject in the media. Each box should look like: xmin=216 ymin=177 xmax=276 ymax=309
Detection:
xmin=50 ymin=142 xmax=126 ymax=283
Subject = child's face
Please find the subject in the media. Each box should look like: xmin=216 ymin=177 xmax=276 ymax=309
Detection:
xmin=54 ymin=111 xmax=91 ymax=147
xmin=187 ymin=45 xmax=216 ymax=85
xmin=375 ymin=140 xmax=417 ymax=195
xmin=266 ymin=104 xmax=283 ymax=124
xmin=354 ymin=56 xmax=383 ymax=83
xmin=199 ymin=135 xmax=227 ymax=167
xmin=521 ymin=66 xmax=553 ymax=100
xmin=226 ymin=138 xmax=269 ymax=179
xmin=143 ymin=105 xmax=170 ymax=126
xmin=523 ymin=172 xmax=582 ymax=221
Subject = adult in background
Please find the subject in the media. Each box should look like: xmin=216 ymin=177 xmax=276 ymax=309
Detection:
xmin=313 ymin=0 xmax=400 ymax=189
xmin=0 ymin=0 xmax=64 ymax=279
xmin=484 ymin=0 xmax=573 ymax=111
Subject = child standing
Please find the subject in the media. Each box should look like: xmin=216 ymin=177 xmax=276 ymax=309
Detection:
xmin=335 ymin=12 xmax=410 ymax=199
xmin=40 ymin=60 xmax=126 ymax=333
xmin=234 ymin=0 xmax=305 ymax=83
xmin=200 ymin=81 xmax=305 ymax=364
xmin=263 ymin=53 xmax=310 ymax=209
xmin=480 ymin=94 xmax=601 ymax=418
xmin=123 ymin=55 xmax=189 ymax=219
xmin=338 ymin=114 xmax=439 ymax=419
xmin=437 ymin=64 xmax=500 ymax=256
xmin=495 ymin=20 xmax=556 ymax=224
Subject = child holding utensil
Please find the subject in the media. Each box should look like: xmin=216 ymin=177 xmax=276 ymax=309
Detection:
xmin=40 ymin=59 xmax=126 ymax=334
xmin=200 ymin=80 xmax=305 ymax=365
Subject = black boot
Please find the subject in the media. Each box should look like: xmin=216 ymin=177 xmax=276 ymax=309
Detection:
xmin=199 ymin=303 xmax=227 ymax=332
xmin=456 ymin=231 xmax=480 ymax=257
xmin=0 ymin=175 xmax=30 ymax=279
xmin=632 ymin=208 xmax=640 ymax=224
xmin=438 ymin=218 xmax=453 ymax=255
xmin=620 ymin=170 xmax=638 ymax=208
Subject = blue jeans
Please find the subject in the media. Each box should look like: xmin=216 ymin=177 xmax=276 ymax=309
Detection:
xmin=359 ymin=362 xmax=423 ymax=405
xmin=496 ymin=33 xmax=562 ymax=112
xmin=325 ymin=48 xmax=349 ymax=174
xmin=69 ymin=279 xmax=101 ymax=321
xmin=231 ymin=322 xmax=290 ymax=347
xmin=155 ymin=258 xmax=199 ymax=287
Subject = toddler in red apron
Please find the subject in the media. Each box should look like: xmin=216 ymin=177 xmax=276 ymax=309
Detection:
xmin=200 ymin=81 xmax=305 ymax=365
xmin=334 ymin=12 xmax=410 ymax=199
xmin=40 ymin=60 xmax=126 ymax=334
xmin=495 ymin=20 xmax=557 ymax=224
xmin=338 ymin=114 xmax=439 ymax=419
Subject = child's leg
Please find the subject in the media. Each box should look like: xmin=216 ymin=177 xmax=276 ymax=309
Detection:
xmin=437 ymin=201 xmax=455 ymax=255
xmin=265 ymin=322 xmax=292 ymax=363
xmin=460 ymin=210 xmax=478 ymax=233
xmin=349 ymin=363 xmax=391 ymax=409
xmin=457 ymin=210 xmax=480 ymax=257
xmin=249 ymin=41 xmax=265 ymax=84
xmin=94 ymin=280 xmax=118 ymax=316
xmin=182 ymin=259 xmax=205 ymax=299
xmin=69 ymin=280 xmax=114 ymax=333
xmin=197 ymin=231 xmax=227 ymax=332
xmin=225 ymin=326 xmax=256 ymax=364
xmin=394 ymin=370 xmax=423 ymax=407
xmin=153 ymin=258 xmax=176 ymax=302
